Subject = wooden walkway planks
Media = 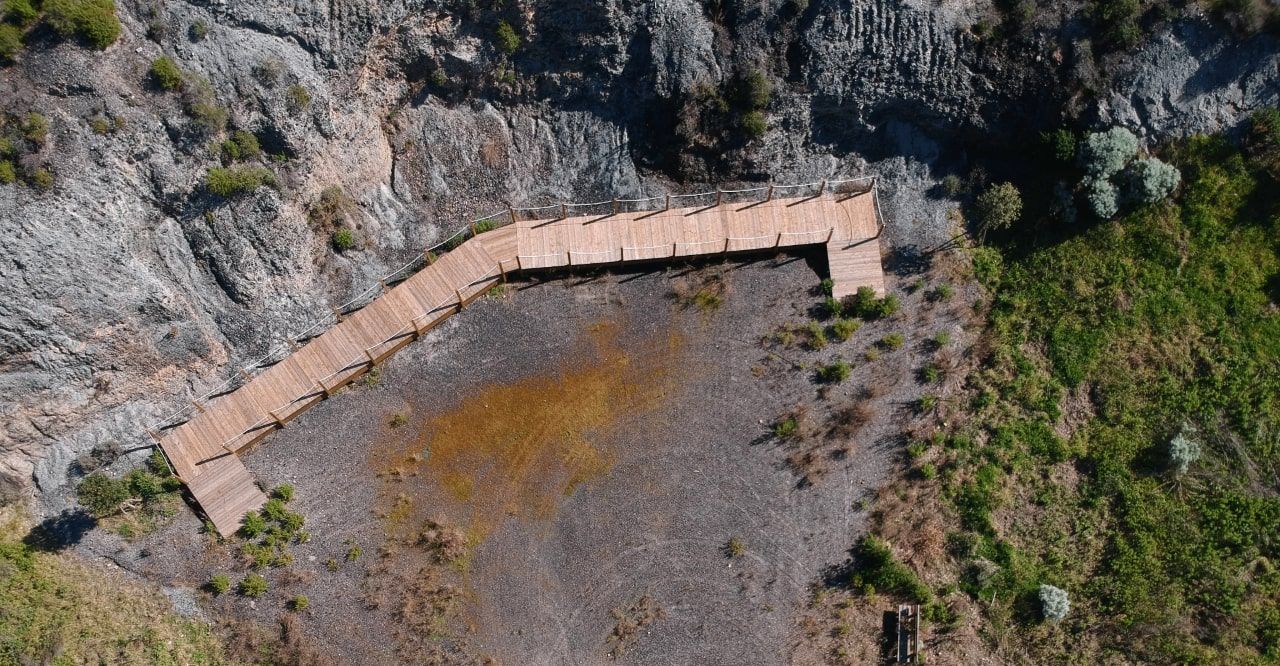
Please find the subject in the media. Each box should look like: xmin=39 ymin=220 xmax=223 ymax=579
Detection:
xmin=159 ymin=190 xmax=886 ymax=536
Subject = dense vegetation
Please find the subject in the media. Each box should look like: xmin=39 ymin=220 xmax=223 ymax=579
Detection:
xmin=0 ymin=0 xmax=120 ymax=62
xmin=896 ymin=119 xmax=1280 ymax=661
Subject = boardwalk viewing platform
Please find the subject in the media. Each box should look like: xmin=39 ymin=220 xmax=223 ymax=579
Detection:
xmin=152 ymin=180 xmax=889 ymax=535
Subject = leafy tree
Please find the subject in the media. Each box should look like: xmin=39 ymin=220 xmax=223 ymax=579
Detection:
xmin=77 ymin=473 xmax=130 ymax=517
xmin=1084 ymin=176 xmax=1120 ymax=219
xmin=1039 ymin=584 xmax=1070 ymax=621
xmin=1079 ymin=126 xmax=1138 ymax=178
xmin=973 ymin=181 xmax=1022 ymax=240
xmin=1127 ymin=157 xmax=1180 ymax=203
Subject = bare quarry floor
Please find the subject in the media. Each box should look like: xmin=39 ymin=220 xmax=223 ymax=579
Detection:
xmin=113 ymin=250 xmax=959 ymax=664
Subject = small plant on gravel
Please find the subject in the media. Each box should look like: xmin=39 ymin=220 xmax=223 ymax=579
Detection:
xmin=931 ymin=283 xmax=954 ymax=301
xmin=149 ymin=56 xmax=184 ymax=91
xmin=930 ymin=331 xmax=951 ymax=349
xmin=879 ymin=333 xmax=905 ymax=351
xmin=44 ymin=0 xmax=121 ymax=49
xmin=806 ymin=321 xmax=828 ymax=350
xmin=919 ymin=363 xmax=942 ymax=384
xmin=345 ymin=543 xmax=362 ymax=561
xmin=817 ymin=360 xmax=852 ymax=384
xmin=494 ymin=20 xmax=520 ymax=54
xmin=919 ymin=463 xmax=938 ymax=480
xmin=76 ymin=473 xmax=131 ymax=517
xmin=0 ymin=161 xmax=15 ymax=184
xmin=270 ymin=484 xmax=294 ymax=502
xmin=724 ymin=537 xmax=746 ymax=558
xmin=831 ymin=318 xmax=861 ymax=342
xmin=188 ymin=19 xmax=207 ymax=41
xmin=941 ymin=174 xmax=964 ymax=197
xmin=819 ymin=278 xmax=834 ymax=295
xmin=238 ymin=573 xmax=267 ymax=598
xmin=876 ymin=293 xmax=901 ymax=318
xmin=916 ymin=394 xmax=939 ymax=414
xmin=204 ymin=165 xmax=276 ymax=198
xmin=325 ymin=558 xmax=339 ymax=572
xmin=774 ymin=413 xmax=801 ymax=439
xmin=389 ymin=412 xmax=407 ymax=429
xmin=823 ymin=295 xmax=843 ymax=319
xmin=864 ymin=347 xmax=881 ymax=362
xmin=286 ymin=84 xmax=311 ymax=113
xmin=27 ymin=167 xmax=53 ymax=192
xmin=331 ymin=227 xmax=355 ymax=252
xmin=208 ymin=573 xmax=230 ymax=595
xmin=239 ymin=510 xmax=266 ymax=539
xmin=288 ymin=594 xmax=309 ymax=611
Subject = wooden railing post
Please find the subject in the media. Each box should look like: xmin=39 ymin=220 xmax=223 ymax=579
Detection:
xmin=672 ymin=242 xmax=678 ymax=257
xmin=818 ymin=179 xmax=827 ymax=196
xmin=239 ymin=367 xmax=253 ymax=380
xmin=331 ymin=307 xmax=344 ymax=323
xmin=498 ymin=261 xmax=507 ymax=283
xmin=765 ymin=184 xmax=774 ymax=201
xmin=560 ymin=202 xmax=567 ymax=219
xmin=190 ymin=399 xmax=205 ymax=414
xmin=516 ymin=255 xmax=523 ymax=271
xmin=612 ymin=198 xmax=619 ymax=215
xmin=827 ymin=228 xmax=835 ymax=242
xmin=775 ymin=233 xmax=783 ymax=247
xmin=508 ymin=205 xmax=517 ymax=225
xmin=715 ymin=190 xmax=723 ymax=207
xmin=723 ymin=238 xmax=731 ymax=254
xmin=455 ymin=289 xmax=465 ymax=309
xmin=664 ymin=194 xmax=670 ymax=211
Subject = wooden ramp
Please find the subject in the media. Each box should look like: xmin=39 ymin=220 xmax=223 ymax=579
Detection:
xmin=158 ymin=186 xmax=887 ymax=535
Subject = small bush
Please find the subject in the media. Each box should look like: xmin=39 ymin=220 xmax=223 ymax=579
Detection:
xmin=1039 ymin=584 xmax=1070 ymax=621
xmin=831 ymin=318 xmax=861 ymax=342
xmin=188 ymin=19 xmax=207 ymax=41
xmin=389 ymin=413 xmax=407 ymax=429
xmin=310 ymin=185 xmax=355 ymax=226
xmin=345 ymin=544 xmax=362 ymax=561
xmin=973 ymin=182 xmax=1022 ymax=237
xmin=27 ymin=167 xmax=53 ymax=191
xmin=806 ymin=321 xmax=827 ymax=350
xmin=876 ymin=293 xmax=901 ymax=318
xmin=1127 ymin=157 xmax=1180 ymax=204
xmin=270 ymin=484 xmax=294 ymax=502
xmin=204 ymin=166 xmax=275 ymax=198
xmin=186 ymin=101 xmax=226 ymax=136
xmin=238 ymin=573 xmax=267 ymax=598
xmin=1246 ymin=107 xmax=1280 ymax=179
xmin=288 ymin=594 xmax=308 ymax=611
xmin=239 ymin=510 xmax=266 ymax=539
xmin=252 ymin=58 xmax=285 ymax=86
xmin=208 ymin=574 xmax=230 ymax=595
xmin=494 ymin=20 xmax=520 ymax=54
xmin=1084 ymin=176 xmax=1120 ymax=219
xmin=125 ymin=469 xmax=163 ymax=501
xmin=331 ymin=227 xmax=355 ymax=252
xmin=220 ymin=129 xmax=260 ymax=162
xmin=3 ymin=0 xmax=38 ymax=26
xmin=817 ymin=360 xmax=852 ymax=384
xmin=1091 ymin=0 xmax=1141 ymax=50
xmin=149 ymin=56 xmax=184 ymax=91
xmin=43 ymin=0 xmax=120 ymax=49
xmin=941 ymin=174 xmax=963 ymax=197
xmin=740 ymin=110 xmax=766 ymax=139
xmin=774 ymin=414 xmax=799 ymax=439
xmin=931 ymin=283 xmax=954 ymax=301
xmin=724 ymin=537 xmax=745 ymax=558
xmin=0 ymin=24 xmax=21 ymax=62
xmin=739 ymin=69 xmax=771 ymax=110
xmin=1080 ymin=126 xmax=1139 ymax=178
xmin=1043 ymin=128 xmax=1077 ymax=163
xmin=0 ymin=160 xmax=15 ymax=184
xmin=880 ymin=333 xmax=905 ymax=351
xmin=77 ymin=472 xmax=130 ymax=517
xmin=848 ymin=536 xmax=930 ymax=603
xmin=1169 ymin=429 xmax=1201 ymax=475
xmin=22 ymin=112 xmax=48 ymax=144
xmin=285 ymin=84 xmax=311 ymax=113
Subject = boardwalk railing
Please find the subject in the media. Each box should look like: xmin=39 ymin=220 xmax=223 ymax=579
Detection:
xmin=143 ymin=176 xmax=882 ymax=448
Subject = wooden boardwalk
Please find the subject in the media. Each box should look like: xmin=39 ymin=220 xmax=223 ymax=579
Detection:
xmin=158 ymin=188 xmax=887 ymax=535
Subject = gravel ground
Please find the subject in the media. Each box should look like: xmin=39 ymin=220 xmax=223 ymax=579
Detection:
xmin=99 ymin=242 xmax=978 ymax=664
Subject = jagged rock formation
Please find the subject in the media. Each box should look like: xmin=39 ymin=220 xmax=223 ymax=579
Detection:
xmin=0 ymin=0 xmax=1276 ymax=505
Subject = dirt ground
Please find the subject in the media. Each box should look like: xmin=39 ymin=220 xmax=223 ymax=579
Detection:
xmin=96 ymin=246 xmax=976 ymax=664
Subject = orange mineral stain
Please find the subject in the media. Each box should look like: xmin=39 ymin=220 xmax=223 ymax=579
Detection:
xmin=375 ymin=320 xmax=684 ymax=542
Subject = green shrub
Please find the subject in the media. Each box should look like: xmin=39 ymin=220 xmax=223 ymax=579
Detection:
xmin=22 ymin=112 xmax=48 ymax=144
xmin=285 ymin=84 xmax=311 ymax=112
xmin=76 ymin=473 xmax=131 ymax=517
xmin=876 ymin=293 xmax=901 ymax=318
xmin=1080 ymin=126 xmax=1139 ymax=178
xmin=1083 ymin=176 xmax=1120 ymax=219
xmin=27 ymin=167 xmax=52 ymax=191
xmin=207 ymin=574 xmax=230 ymax=595
xmin=941 ymin=174 xmax=963 ymax=197
xmin=238 ymin=573 xmax=267 ymax=598
xmin=494 ymin=20 xmax=520 ymax=54
xmin=0 ymin=160 xmax=14 ymax=184
xmin=331 ymin=227 xmax=355 ymax=252
xmin=288 ymin=594 xmax=308 ymax=611
xmin=879 ymin=333 xmax=905 ymax=350
xmin=204 ymin=166 xmax=275 ymax=197
xmin=740 ymin=110 xmax=766 ymax=139
xmin=3 ymin=0 xmax=38 ymax=26
xmin=125 ymin=469 xmax=163 ymax=500
xmin=1091 ymin=0 xmax=1141 ymax=50
xmin=1246 ymin=107 xmax=1280 ymax=179
xmin=270 ymin=484 xmax=294 ymax=502
xmin=831 ymin=318 xmax=861 ymax=342
xmin=345 ymin=544 xmax=362 ymax=561
xmin=774 ymin=414 xmax=799 ymax=439
xmin=739 ymin=69 xmax=771 ymax=110
xmin=188 ymin=19 xmax=207 ymax=41
xmin=1042 ymin=128 xmax=1077 ymax=163
xmin=1169 ymin=429 xmax=1201 ymax=475
xmin=219 ymin=130 xmax=260 ymax=162
xmin=238 ymin=510 xmax=266 ymax=538
xmin=973 ymin=182 xmax=1022 ymax=237
xmin=1127 ymin=157 xmax=1181 ymax=203
xmin=817 ymin=360 xmax=852 ymax=384
xmin=724 ymin=537 xmax=746 ymax=558
xmin=186 ymin=100 xmax=226 ymax=136
xmin=43 ymin=0 xmax=120 ymax=49
xmin=848 ymin=536 xmax=930 ymax=603
xmin=805 ymin=321 xmax=827 ymax=350
xmin=1039 ymin=584 xmax=1070 ymax=621
xmin=0 ymin=23 xmax=21 ymax=62
xmin=149 ymin=56 xmax=183 ymax=91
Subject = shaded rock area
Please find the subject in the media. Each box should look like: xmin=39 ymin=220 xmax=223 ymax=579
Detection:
xmin=1 ymin=0 xmax=1276 ymax=532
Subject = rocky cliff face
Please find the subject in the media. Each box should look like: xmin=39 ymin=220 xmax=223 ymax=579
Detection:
xmin=0 ymin=0 xmax=1276 ymax=506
